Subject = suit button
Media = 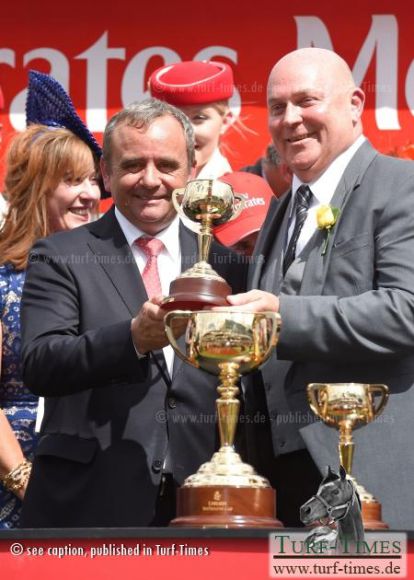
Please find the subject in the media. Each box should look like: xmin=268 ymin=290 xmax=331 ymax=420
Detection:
xmin=152 ymin=460 xmax=162 ymax=473
xmin=167 ymin=397 xmax=177 ymax=409
xmin=279 ymin=440 xmax=286 ymax=448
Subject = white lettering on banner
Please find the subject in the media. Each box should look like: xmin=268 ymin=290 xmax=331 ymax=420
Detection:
xmin=1 ymin=15 xmax=411 ymax=133
xmin=10 ymin=49 xmax=70 ymax=131
xmin=295 ymin=16 xmax=333 ymax=49
xmin=295 ymin=14 xmax=400 ymax=130
xmin=0 ymin=49 xmax=15 ymax=68
xmin=121 ymin=46 xmax=180 ymax=108
xmin=404 ymin=59 xmax=414 ymax=116
xmin=76 ymin=32 xmax=125 ymax=131
xmin=353 ymin=15 xmax=399 ymax=130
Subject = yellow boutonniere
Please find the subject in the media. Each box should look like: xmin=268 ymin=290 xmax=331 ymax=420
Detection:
xmin=316 ymin=204 xmax=340 ymax=255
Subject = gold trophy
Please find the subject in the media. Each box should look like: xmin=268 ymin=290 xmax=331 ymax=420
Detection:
xmin=162 ymin=179 xmax=242 ymax=311
xmin=307 ymin=383 xmax=389 ymax=529
xmin=164 ymin=309 xmax=283 ymax=528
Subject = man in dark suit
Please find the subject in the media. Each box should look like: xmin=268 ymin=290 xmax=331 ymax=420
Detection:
xmin=227 ymin=48 xmax=414 ymax=529
xmin=20 ymin=98 xmax=245 ymax=527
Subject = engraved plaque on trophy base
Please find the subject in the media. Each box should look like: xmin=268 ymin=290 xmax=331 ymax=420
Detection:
xmin=361 ymin=499 xmax=389 ymax=529
xmin=171 ymin=485 xmax=283 ymax=528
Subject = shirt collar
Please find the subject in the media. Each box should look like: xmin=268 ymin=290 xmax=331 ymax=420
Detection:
xmin=114 ymin=206 xmax=181 ymax=259
xmin=197 ymin=148 xmax=232 ymax=179
xmin=291 ymin=135 xmax=366 ymax=205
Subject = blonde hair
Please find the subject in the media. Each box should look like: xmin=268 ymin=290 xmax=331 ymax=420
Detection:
xmin=0 ymin=124 xmax=97 ymax=270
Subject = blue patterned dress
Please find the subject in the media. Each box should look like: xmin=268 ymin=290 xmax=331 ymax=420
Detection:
xmin=0 ymin=263 xmax=39 ymax=528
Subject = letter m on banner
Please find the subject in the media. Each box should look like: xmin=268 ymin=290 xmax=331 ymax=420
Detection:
xmin=295 ymin=15 xmax=400 ymax=130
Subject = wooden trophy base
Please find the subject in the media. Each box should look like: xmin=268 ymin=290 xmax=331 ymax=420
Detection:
xmin=162 ymin=276 xmax=232 ymax=311
xmin=361 ymin=499 xmax=389 ymax=529
xmin=170 ymin=485 xmax=283 ymax=528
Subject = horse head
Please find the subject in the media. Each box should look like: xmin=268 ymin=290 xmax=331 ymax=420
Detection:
xmin=300 ymin=465 xmax=355 ymax=526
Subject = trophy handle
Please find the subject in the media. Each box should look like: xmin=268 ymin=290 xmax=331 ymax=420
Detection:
xmin=164 ymin=310 xmax=198 ymax=367
xmin=307 ymin=383 xmax=328 ymax=421
xmin=252 ymin=312 xmax=280 ymax=363
xmin=172 ymin=188 xmax=185 ymax=214
xmin=172 ymin=189 xmax=200 ymax=234
xmin=368 ymin=384 xmax=389 ymax=419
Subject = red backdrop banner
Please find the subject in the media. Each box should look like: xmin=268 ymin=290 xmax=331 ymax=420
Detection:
xmin=2 ymin=0 xmax=414 ymax=186
xmin=0 ymin=537 xmax=413 ymax=579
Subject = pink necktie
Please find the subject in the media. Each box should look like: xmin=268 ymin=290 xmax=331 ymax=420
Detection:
xmin=135 ymin=237 xmax=165 ymax=298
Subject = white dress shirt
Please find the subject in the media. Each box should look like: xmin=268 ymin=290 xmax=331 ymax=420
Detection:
xmin=287 ymin=135 xmax=366 ymax=256
xmin=115 ymin=207 xmax=181 ymax=376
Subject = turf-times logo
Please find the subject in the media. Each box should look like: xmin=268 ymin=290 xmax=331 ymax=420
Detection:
xmin=269 ymin=532 xmax=406 ymax=578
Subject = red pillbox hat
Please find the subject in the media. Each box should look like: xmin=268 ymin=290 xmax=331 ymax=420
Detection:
xmin=149 ymin=60 xmax=234 ymax=106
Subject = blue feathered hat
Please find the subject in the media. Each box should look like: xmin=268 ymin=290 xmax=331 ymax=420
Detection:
xmin=25 ymin=70 xmax=102 ymax=160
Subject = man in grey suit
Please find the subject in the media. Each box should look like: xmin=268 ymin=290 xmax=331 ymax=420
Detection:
xmin=227 ymin=48 xmax=414 ymax=529
xmin=20 ymin=99 xmax=245 ymax=527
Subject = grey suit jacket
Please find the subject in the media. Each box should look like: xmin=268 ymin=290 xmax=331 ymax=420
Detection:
xmin=20 ymin=207 xmax=246 ymax=527
xmin=246 ymin=141 xmax=414 ymax=529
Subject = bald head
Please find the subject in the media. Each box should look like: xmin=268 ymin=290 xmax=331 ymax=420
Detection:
xmin=269 ymin=48 xmax=356 ymax=95
xmin=267 ymin=48 xmax=365 ymax=182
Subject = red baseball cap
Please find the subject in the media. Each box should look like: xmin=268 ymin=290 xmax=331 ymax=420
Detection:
xmin=149 ymin=60 xmax=234 ymax=106
xmin=213 ymin=172 xmax=274 ymax=247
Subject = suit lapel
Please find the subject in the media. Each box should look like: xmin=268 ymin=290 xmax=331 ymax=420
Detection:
xmin=300 ymin=140 xmax=379 ymax=295
xmin=87 ymin=208 xmax=147 ymax=316
xmin=179 ymin=223 xmax=199 ymax=271
xmin=171 ymin=224 xmax=199 ymax=379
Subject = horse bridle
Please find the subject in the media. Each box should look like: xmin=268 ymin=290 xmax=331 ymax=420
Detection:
xmin=310 ymin=480 xmax=356 ymax=523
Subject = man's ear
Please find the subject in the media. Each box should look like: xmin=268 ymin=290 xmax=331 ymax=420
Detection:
xmin=100 ymin=157 xmax=111 ymax=193
xmin=350 ymin=87 xmax=365 ymax=123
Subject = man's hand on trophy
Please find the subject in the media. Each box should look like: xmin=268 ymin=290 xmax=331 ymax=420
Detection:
xmin=131 ymin=297 xmax=189 ymax=354
xmin=217 ymin=289 xmax=280 ymax=313
xmin=131 ymin=297 xmax=171 ymax=354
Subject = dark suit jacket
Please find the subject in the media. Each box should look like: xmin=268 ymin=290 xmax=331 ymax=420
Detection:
xmin=245 ymin=141 xmax=414 ymax=529
xmin=20 ymin=208 xmax=246 ymax=527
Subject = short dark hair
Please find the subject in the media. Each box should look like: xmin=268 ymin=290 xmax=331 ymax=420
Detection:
xmin=265 ymin=143 xmax=282 ymax=166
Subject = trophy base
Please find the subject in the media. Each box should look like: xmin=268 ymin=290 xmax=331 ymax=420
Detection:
xmin=170 ymin=447 xmax=283 ymax=528
xmin=162 ymin=275 xmax=232 ymax=311
xmin=170 ymin=485 xmax=283 ymax=528
xmin=350 ymin=477 xmax=389 ymax=529
xmin=361 ymin=500 xmax=389 ymax=530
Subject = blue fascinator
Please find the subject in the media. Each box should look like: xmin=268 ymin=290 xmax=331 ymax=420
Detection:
xmin=25 ymin=70 xmax=102 ymax=160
